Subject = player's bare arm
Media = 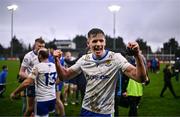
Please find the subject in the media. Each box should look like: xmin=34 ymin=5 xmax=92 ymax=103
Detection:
xmin=10 ymin=78 xmax=34 ymax=100
xmin=19 ymin=66 xmax=28 ymax=80
xmin=56 ymin=77 xmax=61 ymax=84
xmin=124 ymin=42 xmax=147 ymax=83
xmin=53 ymin=50 xmax=78 ymax=81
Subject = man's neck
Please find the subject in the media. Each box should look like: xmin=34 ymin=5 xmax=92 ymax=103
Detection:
xmin=93 ymin=50 xmax=107 ymax=60
xmin=40 ymin=59 xmax=48 ymax=63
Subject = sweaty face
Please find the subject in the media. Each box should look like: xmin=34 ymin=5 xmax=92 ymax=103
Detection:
xmin=88 ymin=33 xmax=106 ymax=58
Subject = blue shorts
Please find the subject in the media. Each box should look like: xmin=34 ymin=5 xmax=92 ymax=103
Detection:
xmin=63 ymin=80 xmax=69 ymax=83
xmin=80 ymin=108 xmax=112 ymax=117
xmin=56 ymin=82 xmax=63 ymax=92
xmin=26 ymin=85 xmax=35 ymax=97
xmin=36 ymin=99 xmax=56 ymax=116
xmin=69 ymin=77 xmax=78 ymax=84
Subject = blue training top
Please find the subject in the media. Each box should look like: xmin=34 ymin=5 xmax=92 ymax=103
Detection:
xmin=0 ymin=70 xmax=8 ymax=85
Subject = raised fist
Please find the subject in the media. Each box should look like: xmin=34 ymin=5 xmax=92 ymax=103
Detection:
xmin=127 ymin=42 xmax=140 ymax=56
xmin=53 ymin=50 xmax=63 ymax=58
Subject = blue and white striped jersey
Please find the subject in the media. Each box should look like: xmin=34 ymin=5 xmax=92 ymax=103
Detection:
xmin=70 ymin=50 xmax=131 ymax=114
xmin=21 ymin=51 xmax=39 ymax=74
xmin=29 ymin=62 xmax=57 ymax=101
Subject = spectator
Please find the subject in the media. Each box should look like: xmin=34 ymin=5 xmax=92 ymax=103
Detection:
xmin=160 ymin=64 xmax=177 ymax=98
xmin=173 ymin=57 xmax=180 ymax=82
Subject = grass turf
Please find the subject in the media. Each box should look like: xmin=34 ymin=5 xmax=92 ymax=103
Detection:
xmin=0 ymin=60 xmax=180 ymax=116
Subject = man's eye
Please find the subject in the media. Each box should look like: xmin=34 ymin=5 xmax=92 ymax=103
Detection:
xmin=92 ymin=40 xmax=97 ymax=43
xmin=100 ymin=40 xmax=104 ymax=42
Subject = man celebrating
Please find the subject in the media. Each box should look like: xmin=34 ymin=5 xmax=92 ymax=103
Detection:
xmin=53 ymin=28 xmax=147 ymax=116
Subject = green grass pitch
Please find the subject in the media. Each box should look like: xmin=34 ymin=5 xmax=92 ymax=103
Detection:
xmin=0 ymin=60 xmax=180 ymax=116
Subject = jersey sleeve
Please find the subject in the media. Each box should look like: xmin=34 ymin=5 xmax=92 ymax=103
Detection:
xmin=70 ymin=56 xmax=84 ymax=74
xmin=28 ymin=65 xmax=38 ymax=80
xmin=115 ymin=53 xmax=131 ymax=72
xmin=21 ymin=53 xmax=31 ymax=68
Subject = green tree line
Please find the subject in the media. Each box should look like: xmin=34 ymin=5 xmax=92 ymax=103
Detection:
xmin=0 ymin=35 xmax=179 ymax=58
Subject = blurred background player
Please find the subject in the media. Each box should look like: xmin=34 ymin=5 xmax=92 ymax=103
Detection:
xmin=48 ymin=47 xmax=65 ymax=116
xmin=63 ymin=49 xmax=88 ymax=104
xmin=11 ymin=48 xmax=58 ymax=117
xmin=63 ymin=51 xmax=77 ymax=106
xmin=18 ymin=37 xmax=45 ymax=116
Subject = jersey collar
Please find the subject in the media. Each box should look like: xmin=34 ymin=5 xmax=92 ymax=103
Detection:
xmin=33 ymin=50 xmax=38 ymax=55
xmin=92 ymin=50 xmax=109 ymax=60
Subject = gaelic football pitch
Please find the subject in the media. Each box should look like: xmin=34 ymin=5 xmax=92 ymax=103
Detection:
xmin=0 ymin=60 xmax=180 ymax=116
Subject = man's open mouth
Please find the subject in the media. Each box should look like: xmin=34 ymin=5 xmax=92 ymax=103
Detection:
xmin=94 ymin=46 xmax=103 ymax=51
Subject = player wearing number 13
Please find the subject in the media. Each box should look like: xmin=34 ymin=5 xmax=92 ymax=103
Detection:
xmin=10 ymin=48 xmax=58 ymax=117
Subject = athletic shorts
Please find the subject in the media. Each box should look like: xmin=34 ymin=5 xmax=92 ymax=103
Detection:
xmin=26 ymin=85 xmax=35 ymax=97
xmin=56 ymin=82 xmax=63 ymax=92
xmin=63 ymin=80 xmax=69 ymax=83
xmin=69 ymin=77 xmax=77 ymax=84
xmin=36 ymin=99 xmax=56 ymax=116
xmin=80 ymin=108 xmax=113 ymax=117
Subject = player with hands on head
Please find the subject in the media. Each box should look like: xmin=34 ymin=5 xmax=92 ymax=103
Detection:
xmin=53 ymin=28 xmax=147 ymax=116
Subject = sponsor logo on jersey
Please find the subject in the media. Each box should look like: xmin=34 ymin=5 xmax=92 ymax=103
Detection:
xmin=84 ymin=62 xmax=92 ymax=65
xmin=86 ymin=74 xmax=110 ymax=80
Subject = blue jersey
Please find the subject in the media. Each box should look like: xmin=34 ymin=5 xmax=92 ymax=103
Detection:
xmin=48 ymin=54 xmax=64 ymax=91
xmin=48 ymin=54 xmax=64 ymax=66
xmin=0 ymin=70 xmax=8 ymax=85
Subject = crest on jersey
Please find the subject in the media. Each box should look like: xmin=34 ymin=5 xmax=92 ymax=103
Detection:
xmin=105 ymin=60 xmax=112 ymax=67
xmin=23 ymin=58 xmax=28 ymax=63
xmin=85 ymin=55 xmax=90 ymax=60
